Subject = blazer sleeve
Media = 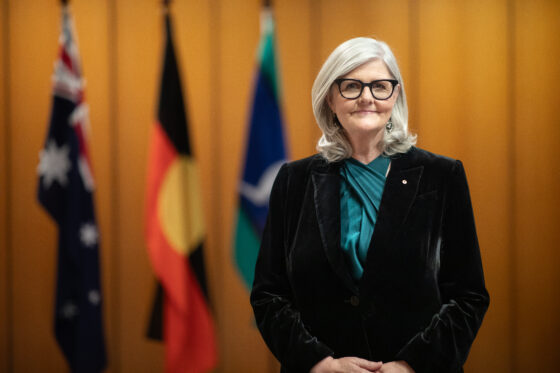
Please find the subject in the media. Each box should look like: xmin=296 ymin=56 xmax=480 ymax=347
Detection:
xmin=396 ymin=160 xmax=490 ymax=373
xmin=250 ymin=163 xmax=334 ymax=373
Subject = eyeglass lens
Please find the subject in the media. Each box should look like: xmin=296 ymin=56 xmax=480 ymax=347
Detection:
xmin=339 ymin=80 xmax=395 ymax=100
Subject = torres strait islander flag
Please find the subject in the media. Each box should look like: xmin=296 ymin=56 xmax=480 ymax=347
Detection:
xmin=145 ymin=9 xmax=217 ymax=373
xmin=234 ymin=7 xmax=288 ymax=289
xmin=37 ymin=4 xmax=107 ymax=372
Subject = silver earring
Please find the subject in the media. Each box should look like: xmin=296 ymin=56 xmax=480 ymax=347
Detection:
xmin=386 ymin=119 xmax=393 ymax=132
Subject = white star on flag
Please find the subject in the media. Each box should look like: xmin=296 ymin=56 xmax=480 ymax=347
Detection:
xmin=37 ymin=139 xmax=71 ymax=189
xmin=88 ymin=290 xmax=101 ymax=305
xmin=60 ymin=301 xmax=79 ymax=319
xmin=80 ymin=223 xmax=99 ymax=248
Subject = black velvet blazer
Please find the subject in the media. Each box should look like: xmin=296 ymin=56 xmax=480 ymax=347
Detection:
xmin=250 ymin=147 xmax=489 ymax=373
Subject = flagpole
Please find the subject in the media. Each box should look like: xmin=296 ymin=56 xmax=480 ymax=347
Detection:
xmin=162 ymin=0 xmax=171 ymax=16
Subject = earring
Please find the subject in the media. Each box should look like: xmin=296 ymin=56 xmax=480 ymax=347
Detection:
xmin=386 ymin=119 xmax=393 ymax=133
xmin=333 ymin=113 xmax=341 ymax=127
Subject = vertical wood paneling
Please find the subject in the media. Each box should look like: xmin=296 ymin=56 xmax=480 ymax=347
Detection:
xmin=276 ymin=0 xmax=317 ymax=160
xmin=323 ymin=2 xmax=409 ymax=60
xmin=107 ymin=1 xmax=120 ymax=370
xmin=513 ymin=1 xmax=560 ymax=371
xmin=0 ymin=0 xmax=9 ymax=371
xmin=8 ymin=1 xmax=65 ymax=371
xmin=415 ymin=0 xmax=466 ymax=158
xmin=318 ymin=0 xmax=410 ymax=69
xmin=457 ymin=3 xmax=511 ymax=372
xmin=407 ymin=0 xmax=420 ymax=136
xmin=114 ymin=0 xmax=163 ymax=372
xmin=2 ymin=1 xmax=560 ymax=372
xmin=416 ymin=2 xmax=512 ymax=372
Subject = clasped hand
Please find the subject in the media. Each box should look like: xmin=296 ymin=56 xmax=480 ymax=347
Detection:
xmin=310 ymin=356 xmax=415 ymax=373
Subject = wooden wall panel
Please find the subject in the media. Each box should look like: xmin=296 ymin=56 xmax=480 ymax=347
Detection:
xmin=317 ymin=0 xmax=410 ymax=73
xmin=415 ymin=0 xmax=466 ymax=157
xmin=114 ymin=0 xmax=163 ymax=372
xmin=453 ymin=3 xmax=511 ymax=372
xmin=1 ymin=1 xmax=560 ymax=372
xmin=415 ymin=2 xmax=512 ymax=372
xmin=276 ymin=0 xmax=317 ymax=160
xmin=513 ymin=1 xmax=560 ymax=371
xmin=0 ymin=0 xmax=9 ymax=371
xmin=8 ymin=1 xmax=65 ymax=371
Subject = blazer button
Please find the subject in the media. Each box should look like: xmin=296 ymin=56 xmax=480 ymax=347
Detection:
xmin=350 ymin=295 xmax=360 ymax=306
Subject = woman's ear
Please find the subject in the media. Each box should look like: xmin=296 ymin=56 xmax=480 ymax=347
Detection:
xmin=392 ymin=84 xmax=400 ymax=101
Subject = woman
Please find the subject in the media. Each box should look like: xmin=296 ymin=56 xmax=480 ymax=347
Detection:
xmin=250 ymin=37 xmax=489 ymax=373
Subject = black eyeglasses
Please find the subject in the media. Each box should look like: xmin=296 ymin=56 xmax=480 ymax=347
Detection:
xmin=334 ymin=78 xmax=399 ymax=100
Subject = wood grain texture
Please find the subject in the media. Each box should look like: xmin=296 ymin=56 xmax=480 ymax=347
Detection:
xmin=1 ymin=1 xmax=559 ymax=372
xmin=0 ymin=0 xmax=9 ymax=371
xmin=113 ymin=0 xmax=163 ymax=372
xmin=513 ymin=1 xmax=560 ymax=371
xmin=8 ymin=1 xmax=64 ymax=371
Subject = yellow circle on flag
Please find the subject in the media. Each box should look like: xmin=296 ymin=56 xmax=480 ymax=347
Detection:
xmin=157 ymin=156 xmax=205 ymax=256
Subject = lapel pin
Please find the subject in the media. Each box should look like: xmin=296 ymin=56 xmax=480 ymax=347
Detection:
xmin=402 ymin=179 xmax=408 ymax=184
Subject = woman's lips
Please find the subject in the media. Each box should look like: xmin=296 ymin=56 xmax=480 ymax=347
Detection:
xmin=353 ymin=110 xmax=377 ymax=115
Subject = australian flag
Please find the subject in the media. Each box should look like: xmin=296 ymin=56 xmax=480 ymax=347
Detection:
xmin=37 ymin=5 xmax=107 ymax=373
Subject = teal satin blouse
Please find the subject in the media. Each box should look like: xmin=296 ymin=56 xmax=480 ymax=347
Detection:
xmin=340 ymin=155 xmax=390 ymax=280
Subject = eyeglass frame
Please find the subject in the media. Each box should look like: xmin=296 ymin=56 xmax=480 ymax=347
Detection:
xmin=333 ymin=78 xmax=399 ymax=100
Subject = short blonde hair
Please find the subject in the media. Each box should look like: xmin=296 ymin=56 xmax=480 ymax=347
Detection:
xmin=312 ymin=37 xmax=416 ymax=162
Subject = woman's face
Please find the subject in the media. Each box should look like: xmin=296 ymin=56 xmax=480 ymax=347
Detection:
xmin=327 ymin=59 xmax=399 ymax=140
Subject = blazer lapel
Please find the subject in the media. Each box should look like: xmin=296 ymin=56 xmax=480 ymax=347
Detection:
xmin=312 ymin=166 xmax=359 ymax=294
xmin=378 ymin=159 xmax=424 ymax=233
xmin=360 ymin=153 xmax=424 ymax=288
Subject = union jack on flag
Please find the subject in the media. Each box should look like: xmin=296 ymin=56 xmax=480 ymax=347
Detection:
xmin=37 ymin=4 xmax=107 ymax=372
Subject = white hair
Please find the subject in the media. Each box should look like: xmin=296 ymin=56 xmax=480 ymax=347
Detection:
xmin=311 ymin=37 xmax=416 ymax=162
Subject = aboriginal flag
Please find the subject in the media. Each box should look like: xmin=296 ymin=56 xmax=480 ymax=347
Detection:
xmin=145 ymin=10 xmax=217 ymax=373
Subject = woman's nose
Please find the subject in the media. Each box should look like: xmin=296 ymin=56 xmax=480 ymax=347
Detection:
xmin=358 ymin=87 xmax=375 ymax=103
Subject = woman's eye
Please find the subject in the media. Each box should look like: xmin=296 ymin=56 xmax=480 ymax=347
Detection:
xmin=345 ymin=82 xmax=360 ymax=90
xmin=373 ymin=83 xmax=391 ymax=92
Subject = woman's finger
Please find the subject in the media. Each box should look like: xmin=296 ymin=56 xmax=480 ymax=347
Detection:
xmin=353 ymin=357 xmax=382 ymax=371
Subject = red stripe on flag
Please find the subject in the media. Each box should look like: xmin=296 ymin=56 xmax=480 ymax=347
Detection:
xmin=145 ymin=123 xmax=189 ymax=305
xmin=60 ymin=45 xmax=74 ymax=72
xmin=164 ymin=269 xmax=217 ymax=373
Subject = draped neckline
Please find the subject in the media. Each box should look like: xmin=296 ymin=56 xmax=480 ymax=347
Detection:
xmin=339 ymin=155 xmax=391 ymax=280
